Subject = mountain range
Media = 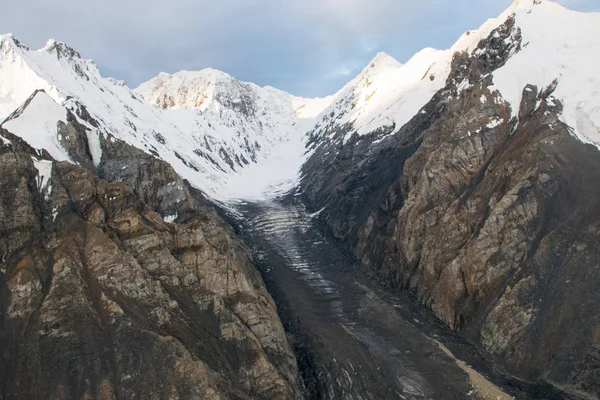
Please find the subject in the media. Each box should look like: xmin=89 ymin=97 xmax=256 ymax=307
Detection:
xmin=1 ymin=0 xmax=599 ymax=398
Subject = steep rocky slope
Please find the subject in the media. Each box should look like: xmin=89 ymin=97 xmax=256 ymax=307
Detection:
xmin=0 ymin=99 xmax=304 ymax=399
xmin=301 ymin=1 xmax=600 ymax=397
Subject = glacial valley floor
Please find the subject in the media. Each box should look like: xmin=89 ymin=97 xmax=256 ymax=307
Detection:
xmin=232 ymin=200 xmax=568 ymax=400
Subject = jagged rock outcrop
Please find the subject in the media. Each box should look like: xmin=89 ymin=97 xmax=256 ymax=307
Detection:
xmin=0 ymin=124 xmax=304 ymax=400
xmin=300 ymin=13 xmax=600 ymax=398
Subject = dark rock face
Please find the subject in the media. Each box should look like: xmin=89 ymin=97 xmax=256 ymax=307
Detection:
xmin=300 ymin=16 xmax=600 ymax=398
xmin=0 ymin=125 xmax=304 ymax=399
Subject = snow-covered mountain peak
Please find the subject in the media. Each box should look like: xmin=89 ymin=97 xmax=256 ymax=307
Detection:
xmin=136 ymin=67 xmax=332 ymax=126
xmin=0 ymin=33 xmax=334 ymax=203
xmin=366 ymin=52 xmax=403 ymax=71
xmin=490 ymin=0 xmax=600 ymax=146
xmin=306 ymin=0 xmax=600 ymax=149
xmin=1 ymin=33 xmax=18 ymax=45
xmin=1 ymin=0 xmax=599 ymax=204
xmin=0 ymin=33 xmax=29 ymax=54
xmin=510 ymin=0 xmax=542 ymax=11
xmin=42 ymin=39 xmax=83 ymax=60
xmin=0 ymin=33 xmax=105 ymax=119
xmin=135 ymin=68 xmax=258 ymax=111
xmin=350 ymin=52 xmax=403 ymax=86
xmin=43 ymin=38 xmax=58 ymax=50
xmin=164 ymin=68 xmax=236 ymax=86
xmin=305 ymin=46 xmax=447 ymax=145
xmin=449 ymin=0 xmax=543 ymax=55
xmin=0 ymin=33 xmax=14 ymax=48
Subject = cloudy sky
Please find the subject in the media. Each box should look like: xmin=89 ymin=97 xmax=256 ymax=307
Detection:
xmin=2 ymin=0 xmax=598 ymax=97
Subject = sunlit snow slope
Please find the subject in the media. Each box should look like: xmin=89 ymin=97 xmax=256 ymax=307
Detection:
xmin=0 ymin=0 xmax=599 ymax=202
xmin=306 ymin=0 xmax=600 ymax=150
xmin=133 ymin=70 xmax=331 ymax=200
xmin=0 ymin=35 xmax=331 ymax=201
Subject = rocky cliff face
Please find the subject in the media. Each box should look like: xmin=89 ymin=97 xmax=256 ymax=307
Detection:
xmin=301 ymin=14 xmax=600 ymax=398
xmin=0 ymin=115 xmax=304 ymax=399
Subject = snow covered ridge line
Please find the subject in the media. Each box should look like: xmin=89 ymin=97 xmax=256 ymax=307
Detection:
xmin=489 ymin=1 xmax=600 ymax=147
xmin=306 ymin=0 xmax=600 ymax=150
xmin=0 ymin=0 xmax=599 ymax=204
xmin=134 ymin=69 xmax=333 ymax=119
xmin=0 ymin=31 xmax=333 ymax=202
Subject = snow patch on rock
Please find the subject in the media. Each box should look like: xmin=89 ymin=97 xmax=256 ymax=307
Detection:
xmin=2 ymin=91 xmax=70 ymax=161
xmin=31 ymin=157 xmax=53 ymax=198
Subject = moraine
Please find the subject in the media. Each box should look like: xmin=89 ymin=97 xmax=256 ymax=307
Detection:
xmin=228 ymin=199 xmax=564 ymax=399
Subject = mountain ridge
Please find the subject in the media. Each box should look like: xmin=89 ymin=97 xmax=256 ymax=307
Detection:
xmin=2 ymin=0 xmax=600 ymax=398
xmin=0 ymin=33 xmax=327 ymax=201
xmin=299 ymin=1 xmax=600 ymax=397
xmin=2 ymin=1 xmax=599 ymax=204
